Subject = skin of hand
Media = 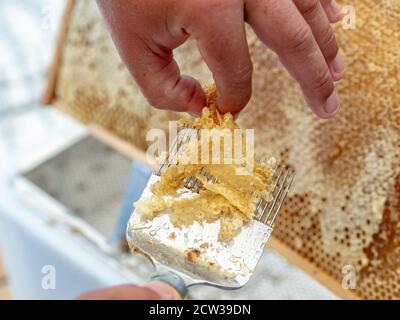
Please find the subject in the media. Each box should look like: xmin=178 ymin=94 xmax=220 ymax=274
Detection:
xmin=96 ymin=0 xmax=346 ymax=119
xmin=76 ymin=282 xmax=180 ymax=300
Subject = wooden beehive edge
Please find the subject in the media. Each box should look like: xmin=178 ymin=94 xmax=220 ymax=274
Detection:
xmin=0 ymin=256 xmax=6 ymax=282
xmin=87 ymin=123 xmax=157 ymax=170
xmin=0 ymin=255 xmax=12 ymax=299
xmin=268 ymin=237 xmax=360 ymax=300
xmin=41 ymin=0 xmax=75 ymax=105
xmin=51 ymin=99 xmax=158 ymax=170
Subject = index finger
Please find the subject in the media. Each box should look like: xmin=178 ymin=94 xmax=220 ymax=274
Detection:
xmin=76 ymin=284 xmax=163 ymax=300
xmin=247 ymin=0 xmax=339 ymax=118
xmin=186 ymin=1 xmax=253 ymax=114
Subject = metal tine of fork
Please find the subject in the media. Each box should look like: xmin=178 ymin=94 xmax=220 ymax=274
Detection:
xmin=255 ymin=163 xmax=281 ymax=216
xmin=184 ymin=167 xmax=216 ymax=191
xmin=184 ymin=167 xmax=203 ymax=189
xmin=184 ymin=175 xmax=197 ymax=189
xmin=184 ymin=162 xmax=224 ymax=192
xmin=181 ymin=129 xmax=202 ymax=190
xmin=171 ymin=128 xmax=194 ymax=163
xmin=257 ymin=164 xmax=284 ymax=220
xmin=155 ymin=127 xmax=194 ymax=175
xmin=255 ymin=199 xmax=263 ymax=216
xmin=191 ymin=167 xmax=209 ymax=191
xmin=263 ymin=168 xmax=291 ymax=225
xmin=155 ymin=129 xmax=182 ymax=175
xmin=270 ymin=170 xmax=295 ymax=226
xmin=155 ymin=139 xmax=176 ymax=176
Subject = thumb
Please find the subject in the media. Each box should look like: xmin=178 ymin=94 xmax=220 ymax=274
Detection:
xmin=76 ymin=283 xmax=179 ymax=300
xmin=142 ymin=282 xmax=181 ymax=300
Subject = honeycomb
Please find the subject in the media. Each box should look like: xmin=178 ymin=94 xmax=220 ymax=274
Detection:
xmin=50 ymin=0 xmax=400 ymax=299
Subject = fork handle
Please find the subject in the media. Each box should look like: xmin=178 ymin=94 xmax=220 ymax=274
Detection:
xmin=150 ymin=271 xmax=188 ymax=299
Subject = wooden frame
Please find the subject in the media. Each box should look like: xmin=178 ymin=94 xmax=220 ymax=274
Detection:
xmin=42 ymin=0 xmax=75 ymax=105
xmin=0 ymin=256 xmax=12 ymax=300
xmin=41 ymin=0 xmax=359 ymax=300
xmin=0 ymin=257 xmax=6 ymax=282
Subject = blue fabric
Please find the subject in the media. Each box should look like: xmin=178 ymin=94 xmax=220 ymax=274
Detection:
xmin=114 ymin=161 xmax=152 ymax=242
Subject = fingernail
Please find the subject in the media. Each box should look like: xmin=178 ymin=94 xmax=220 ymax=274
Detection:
xmin=324 ymin=91 xmax=340 ymax=114
xmin=332 ymin=53 xmax=346 ymax=74
xmin=143 ymin=282 xmax=180 ymax=300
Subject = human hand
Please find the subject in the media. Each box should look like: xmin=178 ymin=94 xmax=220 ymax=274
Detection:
xmin=97 ymin=0 xmax=345 ymax=118
xmin=76 ymin=283 xmax=180 ymax=300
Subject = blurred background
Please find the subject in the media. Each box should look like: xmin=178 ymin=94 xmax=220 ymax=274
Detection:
xmin=0 ymin=0 xmax=338 ymax=300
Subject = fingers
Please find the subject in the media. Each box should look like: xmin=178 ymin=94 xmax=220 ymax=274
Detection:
xmin=320 ymin=0 xmax=343 ymax=23
xmin=247 ymin=0 xmax=340 ymax=118
xmin=97 ymin=0 xmax=205 ymax=115
xmin=76 ymin=283 xmax=179 ymax=300
xmin=293 ymin=0 xmax=345 ymax=81
xmin=76 ymin=285 xmax=161 ymax=300
xmin=187 ymin=1 xmax=253 ymax=114
xmin=128 ymin=37 xmax=206 ymax=114
xmin=99 ymin=0 xmax=345 ymax=119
